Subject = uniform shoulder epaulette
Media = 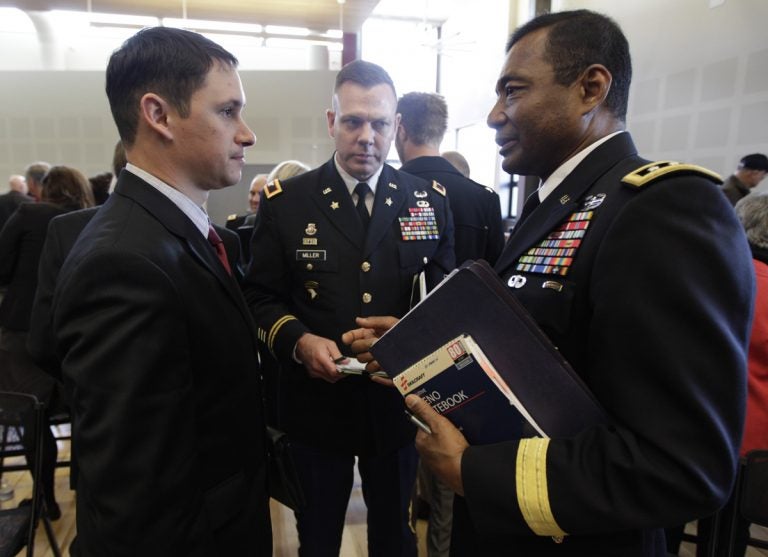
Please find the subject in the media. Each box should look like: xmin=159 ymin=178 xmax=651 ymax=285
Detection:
xmin=226 ymin=213 xmax=238 ymax=221
xmin=432 ymin=180 xmax=446 ymax=196
xmin=622 ymin=161 xmax=722 ymax=188
xmin=483 ymin=185 xmax=495 ymax=194
xmin=264 ymin=178 xmax=283 ymax=199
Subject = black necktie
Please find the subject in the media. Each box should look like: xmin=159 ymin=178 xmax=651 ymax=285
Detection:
xmin=207 ymin=225 xmax=232 ymax=276
xmin=354 ymin=182 xmax=371 ymax=233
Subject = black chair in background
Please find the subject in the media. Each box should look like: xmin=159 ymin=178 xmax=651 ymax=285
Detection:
xmin=723 ymin=450 xmax=768 ymax=556
xmin=0 ymin=391 xmax=61 ymax=557
xmin=679 ymin=451 xmax=768 ymax=557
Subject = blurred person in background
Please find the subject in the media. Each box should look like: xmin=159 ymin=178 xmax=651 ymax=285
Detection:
xmin=23 ymin=161 xmax=51 ymax=202
xmin=0 ymin=164 xmax=94 ymax=520
xmin=721 ymin=153 xmax=768 ymax=206
xmin=0 ymin=175 xmax=34 ymax=231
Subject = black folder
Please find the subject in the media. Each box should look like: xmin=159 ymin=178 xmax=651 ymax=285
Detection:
xmin=371 ymin=259 xmax=607 ymax=438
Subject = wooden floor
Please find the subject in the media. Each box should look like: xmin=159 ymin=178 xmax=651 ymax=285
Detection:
xmin=2 ymin=426 xmax=765 ymax=557
xmin=2 ymin=426 xmax=428 ymax=557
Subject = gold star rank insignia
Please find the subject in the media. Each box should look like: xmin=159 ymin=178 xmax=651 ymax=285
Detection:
xmin=385 ymin=197 xmax=393 ymax=206
xmin=331 ymin=201 xmax=340 ymax=210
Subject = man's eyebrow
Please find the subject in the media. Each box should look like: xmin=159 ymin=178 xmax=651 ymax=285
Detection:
xmin=495 ymin=74 xmax=528 ymax=93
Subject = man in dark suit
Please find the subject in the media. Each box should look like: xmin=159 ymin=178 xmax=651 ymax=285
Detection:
xmin=23 ymin=162 xmax=50 ymax=202
xmin=0 ymin=175 xmax=34 ymax=231
xmin=50 ymin=27 xmax=271 ymax=556
xmin=349 ymin=10 xmax=753 ymax=557
xmin=244 ymin=60 xmax=454 ymax=557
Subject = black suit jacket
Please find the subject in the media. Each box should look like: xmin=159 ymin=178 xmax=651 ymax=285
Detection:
xmin=244 ymin=158 xmax=455 ymax=455
xmin=0 ymin=190 xmax=34 ymax=232
xmin=400 ymin=156 xmax=505 ymax=266
xmin=0 ymin=202 xmax=69 ymax=331
xmin=29 ymin=207 xmax=241 ymax=380
xmin=51 ymin=172 xmax=271 ymax=556
xmin=452 ymin=133 xmax=753 ymax=556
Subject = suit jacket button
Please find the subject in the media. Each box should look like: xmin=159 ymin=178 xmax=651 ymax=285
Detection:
xmin=361 ymin=261 xmax=371 ymax=272
xmin=362 ymin=292 xmax=372 ymax=304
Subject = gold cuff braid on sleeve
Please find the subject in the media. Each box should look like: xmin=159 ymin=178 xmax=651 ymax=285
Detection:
xmin=268 ymin=314 xmax=298 ymax=355
xmin=516 ymin=437 xmax=567 ymax=538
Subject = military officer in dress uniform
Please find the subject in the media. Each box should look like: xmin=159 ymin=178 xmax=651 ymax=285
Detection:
xmin=346 ymin=10 xmax=753 ymax=557
xmin=243 ymin=60 xmax=454 ymax=557
xmin=225 ymin=173 xmax=267 ymax=230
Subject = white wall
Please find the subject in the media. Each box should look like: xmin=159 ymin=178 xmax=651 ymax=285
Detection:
xmin=0 ymin=69 xmax=337 ymax=224
xmin=554 ymin=0 xmax=768 ymax=185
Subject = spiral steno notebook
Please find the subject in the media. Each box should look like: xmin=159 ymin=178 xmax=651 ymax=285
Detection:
xmin=371 ymin=259 xmax=607 ymax=439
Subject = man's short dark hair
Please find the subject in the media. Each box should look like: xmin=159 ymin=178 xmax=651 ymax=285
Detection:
xmin=508 ymin=10 xmax=632 ymax=122
xmin=397 ymin=92 xmax=448 ymax=146
xmin=106 ymin=26 xmax=239 ymax=147
xmin=334 ymin=59 xmax=396 ymax=99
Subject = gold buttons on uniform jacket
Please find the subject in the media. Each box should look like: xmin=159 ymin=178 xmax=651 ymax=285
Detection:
xmin=361 ymin=261 xmax=371 ymax=272
xmin=362 ymin=293 xmax=372 ymax=304
xmin=306 ymin=263 xmax=314 ymax=271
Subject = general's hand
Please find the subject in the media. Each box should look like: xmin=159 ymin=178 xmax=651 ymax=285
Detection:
xmin=341 ymin=316 xmax=399 ymax=373
xmin=406 ymin=394 xmax=468 ymax=496
xmin=295 ymin=333 xmax=344 ymax=383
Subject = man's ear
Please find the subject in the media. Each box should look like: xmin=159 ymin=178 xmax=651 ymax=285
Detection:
xmin=326 ymin=108 xmax=336 ymax=139
xmin=396 ymin=121 xmax=407 ymax=143
xmin=580 ymin=64 xmax=612 ymax=114
xmin=139 ymin=93 xmax=174 ymax=141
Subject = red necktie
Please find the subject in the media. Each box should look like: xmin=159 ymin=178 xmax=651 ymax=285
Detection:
xmin=207 ymin=225 xmax=232 ymax=276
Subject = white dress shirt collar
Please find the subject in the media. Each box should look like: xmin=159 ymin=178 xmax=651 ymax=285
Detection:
xmin=333 ymin=154 xmax=383 ymax=196
xmin=537 ymin=131 xmax=625 ymax=202
xmin=125 ymin=163 xmax=210 ymax=237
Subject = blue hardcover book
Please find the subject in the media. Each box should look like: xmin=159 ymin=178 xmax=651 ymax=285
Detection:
xmin=372 ymin=259 xmax=607 ymax=438
xmin=395 ymin=334 xmax=542 ymax=444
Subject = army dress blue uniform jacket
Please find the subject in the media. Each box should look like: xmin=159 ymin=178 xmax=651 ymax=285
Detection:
xmin=400 ymin=155 xmax=505 ymax=266
xmin=451 ymin=132 xmax=754 ymax=556
xmin=244 ymin=157 xmax=455 ymax=455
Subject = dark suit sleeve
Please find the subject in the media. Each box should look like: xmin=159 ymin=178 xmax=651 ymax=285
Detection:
xmin=27 ymin=219 xmax=65 ymax=378
xmin=0 ymin=206 xmax=23 ymax=284
xmin=243 ymin=194 xmax=309 ymax=362
xmin=461 ymin=178 xmax=751 ymax=537
xmin=54 ymin=249 xmax=215 ymax=555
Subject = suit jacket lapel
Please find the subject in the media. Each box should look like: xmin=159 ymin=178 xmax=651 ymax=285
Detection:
xmin=117 ymin=175 xmax=253 ymax=326
xmin=310 ymin=159 xmax=364 ymax=249
xmin=495 ymin=133 xmax=638 ymax=277
xmin=365 ymin=165 xmax=406 ymax=256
